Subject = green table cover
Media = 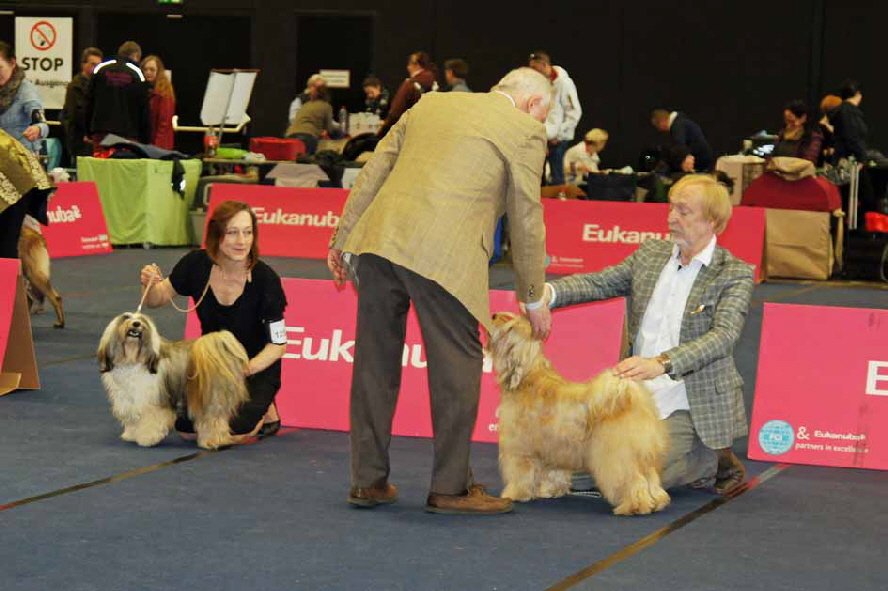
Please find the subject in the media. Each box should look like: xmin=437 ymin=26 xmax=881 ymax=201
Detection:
xmin=77 ymin=157 xmax=202 ymax=246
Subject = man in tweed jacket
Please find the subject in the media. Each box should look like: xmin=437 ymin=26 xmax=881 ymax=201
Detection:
xmin=328 ymin=68 xmax=553 ymax=514
xmin=545 ymin=174 xmax=753 ymax=494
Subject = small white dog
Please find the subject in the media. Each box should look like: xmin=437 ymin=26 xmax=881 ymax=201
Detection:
xmin=97 ymin=311 xmax=250 ymax=450
xmin=487 ymin=312 xmax=670 ymax=515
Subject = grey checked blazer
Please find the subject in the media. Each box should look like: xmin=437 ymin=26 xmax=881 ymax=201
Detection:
xmin=550 ymin=239 xmax=754 ymax=449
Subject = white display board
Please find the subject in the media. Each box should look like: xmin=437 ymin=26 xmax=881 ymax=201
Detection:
xmin=319 ymin=69 xmax=350 ymax=89
xmin=14 ymin=17 xmax=73 ymax=109
xmin=200 ymin=70 xmax=258 ymax=127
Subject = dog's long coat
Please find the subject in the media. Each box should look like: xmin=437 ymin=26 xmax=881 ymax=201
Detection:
xmin=97 ymin=312 xmax=250 ymax=450
xmin=488 ymin=312 xmax=670 ymax=515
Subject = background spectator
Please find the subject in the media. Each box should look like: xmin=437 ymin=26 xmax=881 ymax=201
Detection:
xmin=529 ymin=50 xmax=581 ymax=186
xmin=528 ymin=51 xmax=583 ymax=185
xmin=289 ymin=74 xmax=326 ymax=126
xmin=85 ymin=40 xmax=151 ymax=146
xmin=0 ymin=41 xmax=48 ymax=154
xmin=362 ymin=76 xmax=390 ymax=118
xmin=818 ymin=94 xmax=842 ymax=163
xmin=830 ymin=79 xmax=868 ymax=163
xmin=377 ymin=51 xmax=438 ymax=139
xmin=63 ymin=47 xmax=103 ymax=164
xmin=141 ymin=55 xmax=176 ymax=150
xmin=830 ymin=79 xmax=875 ymax=212
xmin=285 ymin=82 xmax=339 ymax=154
xmin=651 ymin=108 xmax=714 ymax=172
xmin=772 ymin=99 xmax=823 ymax=165
xmin=444 ymin=59 xmax=471 ymax=92
xmin=564 ymin=128 xmax=608 ymax=184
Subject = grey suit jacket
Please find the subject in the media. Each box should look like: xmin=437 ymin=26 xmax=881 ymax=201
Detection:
xmin=549 ymin=239 xmax=754 ymax=449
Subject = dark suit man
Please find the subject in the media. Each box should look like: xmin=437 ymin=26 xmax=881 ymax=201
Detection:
xmin=62 ymin=47 xmax=103 ymax=164
xmin=652 ymin=109 xmax=715 ymax=172
xmin=544 ymin=174 xmax=752 ymax=495
xmin=328 ymin=68 xmax=553 ymax=515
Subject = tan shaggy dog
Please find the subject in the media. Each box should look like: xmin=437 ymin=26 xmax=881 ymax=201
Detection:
xmin=97 ymin=311 xmax=250 ymax=450
xmin=487 ymin=312 xmax=670 ymax=515
xmin=18 ymin=226 xmax=65 ymax=328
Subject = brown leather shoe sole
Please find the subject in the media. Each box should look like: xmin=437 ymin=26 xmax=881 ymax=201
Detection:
xmin=425 ymin=492 xmax=514 ymax=515
xmin=348 ymin=483 xmax=399 ymax=508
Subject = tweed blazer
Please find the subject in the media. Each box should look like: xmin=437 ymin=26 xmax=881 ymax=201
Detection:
xmin=330 ymin=91 xmax=547 ymax=331
xmin=550 ymin=239 xmax=754 ymax=449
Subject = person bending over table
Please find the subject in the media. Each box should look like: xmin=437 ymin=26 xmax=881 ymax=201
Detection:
xmin=139 ymin=200 xmax=287 ymax=442
xmin=545 ymin=174 xmax=753 ymax=495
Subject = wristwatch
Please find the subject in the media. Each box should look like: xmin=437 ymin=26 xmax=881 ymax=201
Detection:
xmin=656 ymin=353 xmax=673 ymax=376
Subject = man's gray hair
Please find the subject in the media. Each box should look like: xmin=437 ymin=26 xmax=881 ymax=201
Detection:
xmin=492 ymin=67 xmax=553 ymax=107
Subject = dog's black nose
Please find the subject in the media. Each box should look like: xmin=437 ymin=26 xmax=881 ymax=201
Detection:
xmin=131 ymin=320 xmax=141 ymax=328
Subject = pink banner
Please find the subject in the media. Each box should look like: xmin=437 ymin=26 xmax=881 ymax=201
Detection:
xmin=543 ymin=200 xmax=765 ymax=281
xmin=42 ymin=182 xmax=112 ymax=258
xmin=206 ymin=185 xmax=348 ymax=259
xmin=0 ymin=259 xmax=19 ymax=363
xmin=186 ymin=278 xmax=626 ymax=442
xmin=748 ymin=303 xmax=888 ymax=470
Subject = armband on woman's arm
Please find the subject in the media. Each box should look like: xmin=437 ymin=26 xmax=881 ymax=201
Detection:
xmin=268 ymin=319 xmax=287 ymax=345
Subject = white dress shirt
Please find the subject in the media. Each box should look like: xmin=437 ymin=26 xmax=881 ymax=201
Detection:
xmin=636 ymin=235 xmax=716 ymax=419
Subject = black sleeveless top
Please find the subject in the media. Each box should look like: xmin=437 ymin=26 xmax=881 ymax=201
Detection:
xmin=169 ymin=249 xmax=287 ymax=379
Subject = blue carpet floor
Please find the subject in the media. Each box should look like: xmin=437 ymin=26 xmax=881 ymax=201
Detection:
xmin=1 ymin=249 xmax=887 ymax=590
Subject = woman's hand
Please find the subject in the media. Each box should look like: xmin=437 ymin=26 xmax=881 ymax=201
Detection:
xmin=23 ymin=125 xmax=42 ymax=141
xmin=140 ymin=264 xmax=163 ymax=288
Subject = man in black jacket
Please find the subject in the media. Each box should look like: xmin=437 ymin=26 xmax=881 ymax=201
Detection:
xmin=831 ymin=79 xmax=875 ymax=212
xmin=62 ymin=47 xmax=103 ymax=164
xmin=84 ymin=41 xmax=151 ymax=147
xmin=652 ymin=109 xmax=714 ymax=172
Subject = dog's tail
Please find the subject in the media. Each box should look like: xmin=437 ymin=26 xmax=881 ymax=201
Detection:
xmin=186 ymin=331 xmax=250 ymax=448
xmin=586 ymin=371 xmax=654 ymax=422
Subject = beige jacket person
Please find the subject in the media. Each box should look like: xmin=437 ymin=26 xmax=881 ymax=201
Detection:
xmin=330 ymin=91 xmax=547 ymax=331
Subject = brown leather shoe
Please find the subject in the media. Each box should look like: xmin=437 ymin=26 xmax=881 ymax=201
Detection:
xmin=348 ymin=482 xmax=399 ymax=508
xmin=425 ymin=483 xmax=514 ymax=515
xmin=714 ymin=449 xmax=747 ymax=496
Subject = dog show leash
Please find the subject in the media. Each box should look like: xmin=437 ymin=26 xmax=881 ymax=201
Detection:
xmin=139 ymin=268 xmax=212 ymax=314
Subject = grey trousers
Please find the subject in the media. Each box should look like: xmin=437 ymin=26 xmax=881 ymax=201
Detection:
xmin=350 ymin=254 xmax=482 ymax=495
xmin=572 ymin=409 xmax=718 ymax=491
xmin=659 ymin=410 xmax=719 ymax=489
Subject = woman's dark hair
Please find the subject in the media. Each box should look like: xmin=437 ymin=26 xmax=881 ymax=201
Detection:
xmin=782 ymin=99 xmax=817 ymax=142
xmin=839 ymin=79 xmax=860 ymax=100
xmin=0 ymin=41 xmax=14 ymax=61
xmin=783 ymin=99 xmax=809 ymax=121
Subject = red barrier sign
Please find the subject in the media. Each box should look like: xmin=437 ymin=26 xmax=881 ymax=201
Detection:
xmin=543 ymin=200 xmax=765 ymax=281
xmin=206 ymin=185 xmax=348 ymax=258
xmin=748 ymin=303 xmax=888 ymax=470
xmin=186 ymin=278 xmax=626 ymax=442
xmin=41 ymin=182 xmax=112 ymax=258
xmin=0 ymin=259 xmax=39 ymax=395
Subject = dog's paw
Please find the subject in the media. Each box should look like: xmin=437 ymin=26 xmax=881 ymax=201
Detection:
xmin=501 ymin=484 xmax=533 ymax=502
xmin=197 ymin=433 xmax=236 ymax=450
xmin=120 ymin=428 xmax=136 ymax=442
xmin=651 ymin=487 xmax=671 ymax=512
xmin=536 ymin=482 xmax=570 ymax=499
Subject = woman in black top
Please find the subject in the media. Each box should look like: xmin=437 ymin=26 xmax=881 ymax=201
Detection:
xmin=139 ymin=200 xmax=288 ymax=441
